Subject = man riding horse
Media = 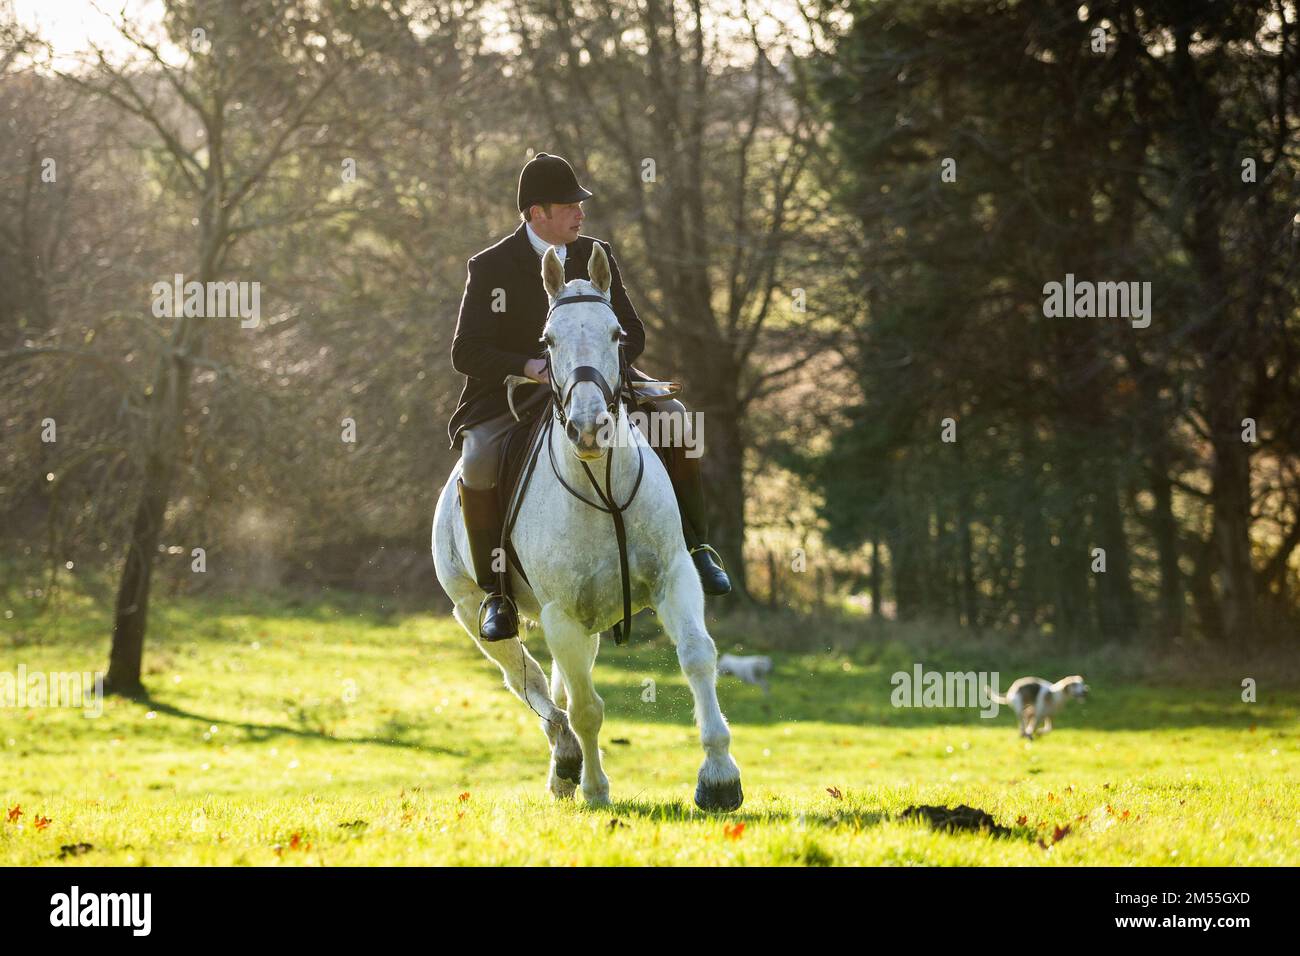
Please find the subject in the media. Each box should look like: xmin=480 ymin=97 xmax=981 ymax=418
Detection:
xmin=448 ymin=152 xmax=731 ymax=641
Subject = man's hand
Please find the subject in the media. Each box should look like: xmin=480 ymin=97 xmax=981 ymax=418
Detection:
xmin=523 ymin=357 xmax=550 ymax=384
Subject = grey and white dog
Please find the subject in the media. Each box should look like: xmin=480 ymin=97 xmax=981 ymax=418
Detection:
xmin=988 ymin=675 xmax=1088 ymax=739
xmin=717 ymin=654 xmax=773 ymax=694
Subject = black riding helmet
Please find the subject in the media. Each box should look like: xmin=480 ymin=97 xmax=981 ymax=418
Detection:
xmin=517 ymin=152 xmax=593 ymax=211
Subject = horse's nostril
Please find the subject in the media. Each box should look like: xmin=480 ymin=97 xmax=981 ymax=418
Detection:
xmin=565 ymin=421 xmax=582 ymax=444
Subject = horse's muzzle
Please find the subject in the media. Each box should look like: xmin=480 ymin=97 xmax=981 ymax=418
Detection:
xmin=566 ymin=411 xmax=614 ymax=459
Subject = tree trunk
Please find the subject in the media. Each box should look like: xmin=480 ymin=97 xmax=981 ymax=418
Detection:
xmin=1149 ymin=447 xmax=1184 ymax=642
xmin=1092 ymin=469 xmax=1139 ymax=641
xmin=870 ymin=534 xmax=882 ymax=620
xmin=106 ymin=354 xmax=191 ymax=696
xmin=1210 ymin=402 xmax=1256 ymax=649
xmin=766 ymin=548 xmax=778 ymax=610
xmin=105 ymin=209 xmax=216 ymax=693
xmin=698 ymin=394 xmax=748 ymax=599
xmin=1189 ymin=535 xmax=1224 ymax=642
xmin=955 ymin=442 xmax=979 ymax=630
xmin=1054 ymin=500 xmax=1091 ymax=639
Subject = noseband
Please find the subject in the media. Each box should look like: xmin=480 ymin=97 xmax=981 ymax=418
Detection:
xmin=542 ymin=293 xmax=624 ymax=428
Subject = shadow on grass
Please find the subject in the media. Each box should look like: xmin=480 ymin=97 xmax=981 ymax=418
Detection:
xmin=588 ymin=797 xmax=1034 ymax=843
xmin=141 ymin=696 xmax=471 ymax=758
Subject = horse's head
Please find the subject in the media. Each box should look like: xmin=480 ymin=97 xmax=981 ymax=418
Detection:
xmin=540 ymin=243 xmax=623 ymax=461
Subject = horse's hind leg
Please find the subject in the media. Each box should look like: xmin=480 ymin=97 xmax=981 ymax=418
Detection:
xmin=657 ymin=552 xmax=743 ymax=812
xmin=452 ymin=601 xmax=582 ymax=799
xmin=541 ymin=604 xmax=610 ymax=806
xmin=550 ymin=658 xmax=568 ymax=711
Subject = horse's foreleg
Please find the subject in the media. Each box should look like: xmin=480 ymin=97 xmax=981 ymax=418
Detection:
xmin=658 ymin=554 xmax=743 ymax=813
xmin=452 ymin=601 xmax=582 ymax=799
xmin=541 ymin=604 xmax=609 ymax=806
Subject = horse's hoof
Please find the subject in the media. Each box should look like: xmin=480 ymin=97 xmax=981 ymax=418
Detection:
xmin=549 ymin=775 xmax=577 ymax=800
xmin=554 ymin=755 xmax=582 ymax=785
xmin=695 ymin=778 xmax=744 ymax=813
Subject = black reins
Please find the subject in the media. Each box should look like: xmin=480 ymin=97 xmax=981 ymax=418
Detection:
xmin=507 ymin=291 xmax=647 ymax=646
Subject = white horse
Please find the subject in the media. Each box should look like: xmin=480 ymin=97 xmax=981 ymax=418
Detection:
xmin=432 ymin=243 xmax=743 ymax=811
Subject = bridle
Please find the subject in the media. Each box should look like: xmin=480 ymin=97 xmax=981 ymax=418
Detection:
xmin=534 ymin=290 xmax=646 ymax=644
xmin=542 ymin=293 xmax=624 ymax=431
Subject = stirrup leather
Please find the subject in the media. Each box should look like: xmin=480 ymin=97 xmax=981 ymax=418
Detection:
xmin=688 ymin=543 xmax=726 ymax=567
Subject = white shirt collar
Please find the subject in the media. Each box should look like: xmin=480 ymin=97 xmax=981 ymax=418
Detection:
xmin=525 ymin=221 xmax=566 ymax=263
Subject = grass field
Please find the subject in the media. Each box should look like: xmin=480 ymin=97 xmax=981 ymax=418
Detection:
xmin=2 ymin=586 xmax=1297 ymax=866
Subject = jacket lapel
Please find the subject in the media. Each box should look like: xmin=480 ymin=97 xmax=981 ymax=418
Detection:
xmin=512 ymin=221 xmax=585 ymax=283
xmin=511 ymin=222 xmax=538 ymax=274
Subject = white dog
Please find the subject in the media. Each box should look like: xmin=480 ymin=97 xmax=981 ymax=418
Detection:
xmin=988 ymin=675 xmax=1088 ymax=739
xmin=717 ymin=654 xmax=773 ymax=695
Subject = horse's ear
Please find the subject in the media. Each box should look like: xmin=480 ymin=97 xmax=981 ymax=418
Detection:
xmin=587 ymin=242 xmax=611 ymax=295
xmin=541 ymin=246 xmax=566 ymax=298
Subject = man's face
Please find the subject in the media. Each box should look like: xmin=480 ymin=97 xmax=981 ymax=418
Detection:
xmin=530 ymin=201 xmax=585 ymax=245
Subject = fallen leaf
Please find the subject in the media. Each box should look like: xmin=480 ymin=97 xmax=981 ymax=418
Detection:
xmin=1016 ymin=815 xmax=1028 ymax=826
xmin=724 ymin=822 xmax=745 ymax=840
xmin=6 ymin=805 xmax=20 ymax=823
xmin=34 ymin=815 xmax=51 ymax=830
xmin=826 ymin=787 xmax=843 ymax=800
xmin=458 ymin=792 xmax=470 ymax=802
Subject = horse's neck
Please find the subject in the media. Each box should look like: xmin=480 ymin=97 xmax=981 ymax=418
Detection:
xmin=546 ymin=408 xmax=642 ymax=506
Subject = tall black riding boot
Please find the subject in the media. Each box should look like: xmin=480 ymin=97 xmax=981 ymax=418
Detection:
xmin=457 ymin=479 xmax=519 ymax=640
xmin=667 ymin=451 xmax=732 ymax=596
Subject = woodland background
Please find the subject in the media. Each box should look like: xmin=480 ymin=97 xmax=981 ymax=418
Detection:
xmin=2 ymin=0 xmax=1298 ymax=693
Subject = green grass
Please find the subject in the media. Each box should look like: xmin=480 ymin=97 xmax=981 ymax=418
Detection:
xmin=2 ymin=586 xmax=1297 ymax=866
